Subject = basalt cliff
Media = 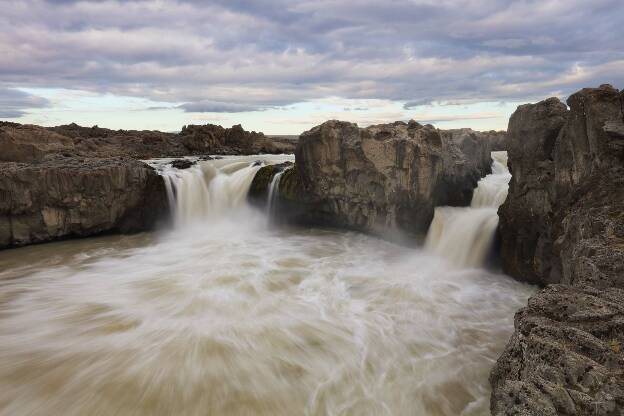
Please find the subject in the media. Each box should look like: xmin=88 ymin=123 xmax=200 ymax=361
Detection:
xmin=491 ymin=85 xmax=624 ymax=415
xmin=250 ymin=120 xmax=493 ymax=237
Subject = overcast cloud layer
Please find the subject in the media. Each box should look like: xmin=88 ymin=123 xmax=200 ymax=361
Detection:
xmin=1 ymin=0 xmax=623 ymax=130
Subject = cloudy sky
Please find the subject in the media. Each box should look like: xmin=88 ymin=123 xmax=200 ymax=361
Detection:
xmin=1 ymin=0 xmax=623 ymax=134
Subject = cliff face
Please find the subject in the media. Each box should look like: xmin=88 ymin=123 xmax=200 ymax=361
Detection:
xmin=498 ymin=85 xmax=624 ymax=287
xmin=0 ymin=157 xmax=168 ymax=249
xmin=491 ymin=85 xmax=624 ymax=415
xmin=250 ymin=120 xmax=492 ymax=236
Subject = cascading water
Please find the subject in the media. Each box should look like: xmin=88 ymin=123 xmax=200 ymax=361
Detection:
xmin=0 ymin=152 xmax=534 ymax=416
xmin=425 ymin=151 xmax=511 ymax=268
xmin=266 ymin=167 xmax=292 ymax=218
xmin=152 ymin=155 xmax=294 ymax=225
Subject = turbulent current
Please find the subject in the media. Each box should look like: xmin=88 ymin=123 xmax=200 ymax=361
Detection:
xmin=0 ymin=153 xmax=533 ymax=416
xmin=426 ymin=151 xmax=512 ymax=268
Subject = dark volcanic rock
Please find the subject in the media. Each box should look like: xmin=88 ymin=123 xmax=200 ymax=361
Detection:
xmin=498 ymin=97 xmax=569 ymax=285
xmin=179 ymin=124 xmax=295 ymax=155
xmin=247 ymin=162 xmax=294 ymax=206
xmin=499 ymin=85 xmax=624 ymax=287
xmin=0 ymin=157 xmax=168 ymax=248
xmin=250 ymin=119 xmax=492 ymax=236
xmin=442 ymin=128 xmax=508 ymax=151
xmin=492 ymin=85 xmax=624 ymax=415
xmin=170 ymin=159 xmax=195 ymax=169
xmin=0 ymin=122 xmax=294 ymax=162
xmin=490 ymin=285 xmax=624 ymax=415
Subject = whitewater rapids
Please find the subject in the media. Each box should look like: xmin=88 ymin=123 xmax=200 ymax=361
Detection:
xmin=426 ymin=151 xmax=511 ymax=268
xmin=0 ymin=154 xmax=533 ymax=416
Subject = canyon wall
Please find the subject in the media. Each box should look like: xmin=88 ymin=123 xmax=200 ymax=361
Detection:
xmin=491 ymin=85 xmax=624 ymax=415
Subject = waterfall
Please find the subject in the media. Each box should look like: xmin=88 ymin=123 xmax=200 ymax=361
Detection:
xmin=149 ymin=155 xmax=295 ymax=226
xmin=267 ymin=169 xmax=285 ymax=216
xmin=425 ymin=151 xmax=511 ymax=267
xmin=267 ymin=167 xmax=292 ymax=219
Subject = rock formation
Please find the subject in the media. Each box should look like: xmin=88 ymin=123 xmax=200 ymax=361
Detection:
xmin=250 ymin=120 xmax=492 ymax=236
xmin=491 ymin=85 xmax=624 ymax=415
xmin=179 ymin=124 xmax=294 ymax=155
xmin=0 ymin=156 xmax=168 ymax=249
xmin=499 ymin=85 xmax=624 ymax=287
xmin=1 ymin=121 xmax=295 ymax=161
xmin=442 ymin=128 xmax=508 ymax=151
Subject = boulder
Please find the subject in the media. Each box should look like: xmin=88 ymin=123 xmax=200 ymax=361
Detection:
xmin=0 ymin=157 xmax=168 ymax=248
xmin=251 ymin=119 xmax=492 ymax=236
xmin=170 ymin=159 xmax=196 ymax=169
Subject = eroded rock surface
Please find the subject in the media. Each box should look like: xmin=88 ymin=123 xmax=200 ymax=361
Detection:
xmin=0 ymin=121 xmax=295 ymax=161
xmin=491 ymin=285 xmax=624 ymax=415
xmin=0 ymin=157 xmax=168 ymax=248
xmin=499 ymin=85 xmax=624 ymax=287
xmin=492 ymin=85 xmax=624 ymax=415
xmin=250 ymin=120 xmax=492 ymax=236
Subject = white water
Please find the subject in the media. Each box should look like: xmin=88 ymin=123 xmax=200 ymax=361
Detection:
xmin=267 ymin=168 xmax=287 ymax=217
xmin=425 ymin=151 xmax=511 ymax=268
xmin=0 ymin=153 xmax=533 ymax=416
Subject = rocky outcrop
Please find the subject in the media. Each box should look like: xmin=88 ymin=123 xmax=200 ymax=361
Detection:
xmin=179 ymin=124 xmax=295 ymax=155
xmin=0 ymin=157 xmax=168 ymax=248
xmin=442 ymin=128 xmax=508 ymax=151
xmin=492 ymin=85 xmax=624 ymax=414
xmin=498 ymin=85 xmax=624 ymax=287
xmin=0 ymin=120 xmax=293 ymax=250
xmin=0 ymin=122 xmax=295 ymax=162
xmin=250 ymin=120 xmax=492 ymax=236
xmin=491 ymin=285 xmax=624 ymax=415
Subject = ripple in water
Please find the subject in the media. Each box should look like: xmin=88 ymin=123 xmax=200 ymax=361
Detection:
xmin=0 ymin=154 xmax=533 ymax=416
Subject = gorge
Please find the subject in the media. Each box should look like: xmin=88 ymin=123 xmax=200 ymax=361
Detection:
xmin=0 ymin=84 xmax=622 ymax=415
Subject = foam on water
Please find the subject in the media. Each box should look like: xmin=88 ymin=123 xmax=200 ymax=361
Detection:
xmin=0 ymin=153 xmax=533 ymax=416
xmin=426 ymin=151 xmax=511 ymax=268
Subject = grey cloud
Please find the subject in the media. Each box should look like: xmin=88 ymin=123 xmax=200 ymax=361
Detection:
xmin=0 ymin=88 xmax=49 ymax=118
xmin=178 ymin=101 xmax=267 ymax=113
xmin=0 ymin=0 xmax=623 ymax=111
xmin=404 ymin=99 xmax=433 ymax=110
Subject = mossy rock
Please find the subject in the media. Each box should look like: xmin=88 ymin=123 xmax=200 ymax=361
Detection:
xmin=278 ymin=165 xmax=305 ymax=202
xmin=247 ymin=162 xmax=294 ymax=206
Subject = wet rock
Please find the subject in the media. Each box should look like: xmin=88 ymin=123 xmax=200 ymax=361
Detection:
xmin=0 ymin=157 xmax=169 ymax=248
xmin=247 ymin=162 xmax=294 ymax=206
xmin=261 ymin=120 xmax=492 ymax=236
xmin=170 ymin=159 xmax=195 ymax=169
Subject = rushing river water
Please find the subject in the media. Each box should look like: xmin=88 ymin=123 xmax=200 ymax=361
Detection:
xmin=0 ymin=154 xmax=533 ymax=416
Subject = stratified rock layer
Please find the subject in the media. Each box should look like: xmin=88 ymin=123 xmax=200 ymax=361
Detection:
xmin=492 ymin=85 xmax=624 ymax=415
xmin=0 ymin=157 xmax=168 ymax=248
xmin=251 ymin=120 xmax=492 ymax=236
